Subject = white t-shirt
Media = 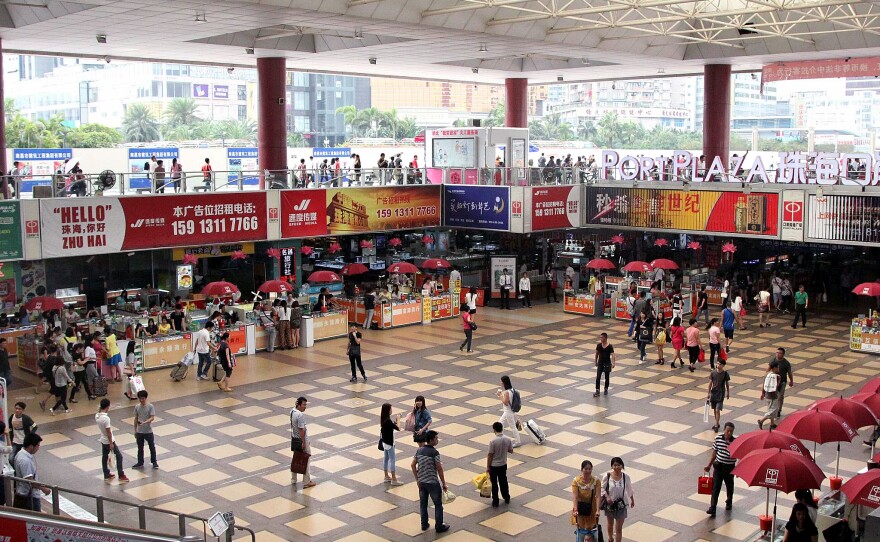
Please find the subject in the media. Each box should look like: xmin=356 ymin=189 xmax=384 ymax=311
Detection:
xmin=194 ymin=328 xmax=211 ymax=354
xmin=721 ymin=280 xmax=729 ymax=298
xmin=95 ymin=412 xmax=112 ymax=445
xmin=771 ymin=277 xmax=782 ymax=293
xmin=731 ymin=296 xmax=742 ymax=312
xmin=84 ymin=346 xmax=97 ymax=361
xmin=654 ymin=268 xmax=665 ymax=282
xmin=758 ymin=290 xmax=771 ymax=304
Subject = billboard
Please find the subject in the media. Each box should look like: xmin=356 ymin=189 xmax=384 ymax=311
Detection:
xmin=227 ymin=148 xmax=259 ymax=186
xmin=780 ymin=190 xmax=805 ymax=242
xmin=12 ymin=148 xmax=73 ymax=192
xmin=443 ymin=185 xmax=510 ymax=231
xmin=40 ymin=193 xmax=268 ymax=258
xmin=127 ymin=148 xmax=179 ymax=190
xmin=585 ymin=187 xmax=779 ymax=237
xmin=808 ymin=194 xmax=880 ymax=243
xmin=280 ymin=189 xmax=328 ymax=238
xmin=0 ymin=201 xmax=23 ymax=260
xmin=531 ymin=186 xmax=580 ymax=231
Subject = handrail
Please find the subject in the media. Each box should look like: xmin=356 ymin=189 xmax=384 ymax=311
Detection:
xmin=2 ymin=473 xmax=256 ymax=542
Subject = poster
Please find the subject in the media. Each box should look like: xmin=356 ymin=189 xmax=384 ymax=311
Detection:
xmin=780 ymin=190 xmax=805 ymax=242
xmin=325 ymin=186 xmax=441 ymax=234
xmin=40 ymin=193 xmax=268 ymax=258
xmin=172 ymin=243 xmax=254 ymax=260
xmin=280 ymin=189 xmax=328 ymax=238
xmin=176 ymin=265 xmax=193 ymax=290
xmin=227 ymin=148 xmax=259 ymax=186
xmin=531 ymin=186 xmax=580 ymax=231
xmin=490 ymin=256 xmax=516 ymax=298
xmin=19 ymin=260 xmax=47 ymax=301
xmin=443 ymin=185 xmax=510 ymax=231
xmin=213 ymin=85 xmax=229 ymax=99
xmin=127 ymin=148 xmax=178 ymax=190
xmin=12 ymin=148 xmax=73 ymax=192
xmin=280 ymin=247 xmax=295 ymax=282
xmin=511 ymin=139 xmax=526 ymax=182
xmin=563 ymin=294 xmax=596 ymax=316
xmin=808 ymin=194 xmax=880 ymax=244
xmin=432 ymin=138 xmax=476 ymax=168
xmin=585 ymin=187 xmax=779 ymax=237
xmin=0 ymin=201 xmax=23 ymax=260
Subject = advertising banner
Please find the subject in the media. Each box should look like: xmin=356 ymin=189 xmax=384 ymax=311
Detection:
xmin=312 ymin=147 xmax=351 ymax=159
xmin=127 ymin=148 xmax=178 ymax=189
xmin=325 ymin=186 xmax=441 ymax=234
xmin=227 ymin=148 xmax=259 ymax=186
xmin=490 ymin=256 xmax=516 ymax=299
xmin=213 ymin=85 xmax=229 ymax=99
xmin=563 ymin=294 xmax=596 ymax=316
xmin=585 ymin=187 xmax=779 ymax=237
xmin=531 ymin=186 xmax=581 ymax=231
xmin=781 ymin=190 xmax=806 ymax=242
xmin=280 ymin=189 xmax=328 ymax=238
xmin=40 ymin=193 xmax=268 ymax=258
xmin=443 ymin=185 xmax=510 ymax=231
xmin=280 ymin=247 xmax=296 ymax=282
xmin=0 ymin=201 xmax=23 ymax=260
xmin=12 ymin=148 xmax=73 ymax=192
xmin=808 ymin=194 xmax=880 ymax=244
xmin=431 ymin=295 xmax=454 ymax=319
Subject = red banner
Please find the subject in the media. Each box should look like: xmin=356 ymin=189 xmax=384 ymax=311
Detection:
xmin=531 ymin=186 xmax=581 ymax=231
xmin=762 ymin=57 xmax=880 ymax=86
xmin=280 ymin=189 xmax=328 ymax=238
xmin=40 ymin=193 xmax=268 ymax=258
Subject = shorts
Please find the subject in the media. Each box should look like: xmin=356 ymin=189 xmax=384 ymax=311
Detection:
xmin=710 ymin=399 xmax=724 ymax=410
xmin=220 ymin=361 xmax=233 ymax=378
xmin=604 ymin=505 xmax=628 ymax=520
xmin=107 ymin=353 xmax=122 ymax=366
xmin=469 ymin=308 xmax=476 ymax=315
xmin=723 ymin=329 xmax=734 ymax=339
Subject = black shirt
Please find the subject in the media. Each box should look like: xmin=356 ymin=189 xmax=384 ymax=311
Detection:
xmin=170 ymin=310 xmax=185 ymax=331
xmin=784 ymin=520 xmax=818 ymax=542
xmin=596 ymin=343 xmax=614 ymax=366
xmin=364 ymin=294 xmax=375 ymax=310
xmin=381 ymin=418 xmax=400 ymax=446
xmin=698 ymin=292 xmax=708 ymax=309
xmin=0 ymin=348 xmax=9 ymax=373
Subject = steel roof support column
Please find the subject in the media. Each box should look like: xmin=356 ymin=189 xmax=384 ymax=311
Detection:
xmin=0 ymin=39 xmax=7 ymax=186
xmin=505 ymin=78 xmax=528 ymax=128
xmin=703 ymin=64 xmax=732 ymax=173
xmin=257 ymin=57 xmax=287 ymax=190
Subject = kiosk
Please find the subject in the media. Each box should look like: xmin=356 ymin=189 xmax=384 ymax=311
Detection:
xmin=424 ymin=126 xmax=530 ymax=185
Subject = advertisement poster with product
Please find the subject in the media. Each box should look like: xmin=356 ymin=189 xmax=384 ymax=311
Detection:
xmin=326 ymin=186 xmax=441 ymax=234
xmin=808 ymin=194 xmax=880 ymax=244
xmin=584 ymin=187 xmax=779 ymax=237
xmin=780 ymin=190 xmax=806 ymax=242
xmin=227 ymin=148 xmax=259 ymax=186
xmin=127 ymin=148 xmax=179 ymax=190
xmin=19 ymin=260 xmax=47 ymax=301
xmin=0 ymin=201 xmax=23 ymax=260
xmin=531 ymin=186 xmax=581 ymax=231
xmin=12 ymin=148 xmax=73 ymax=192
xmin=490 ymin=256 xmax=516 ymax=299
xmin=443 ymin=185 xmax=511 ymax=231
xmin=176 ymin=265 xmax=193 ymax=290
xmin=432 ymin=138 xmax=476 ymax=168
xmin=39 ymin=193 xmax=268 ymax=258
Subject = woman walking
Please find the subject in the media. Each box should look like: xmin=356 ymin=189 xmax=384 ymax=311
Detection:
xmin=49 ymin=355 xmax=72 ymax=415
xmin=276 ymin=300 xmax=291 ymax=350
xmin=409 ymin=395 xmax=432 ymax=445
xmin=496 ymin=376 xmax=522 ymax=447
xmin=460 ymin=304 xmax=475 ymax=353
xmin=635 ymin=312 xmax=654 ymax=363
xmin=216 ymin=332 xmax=234 ymax=392
xmin=465 ymin=288 xmax=479 ymax=322
xmin=123 ymin=341 xmax=138 ymax=400
xmin=685 ymin=318 xmax=703 ymax=373
xmin=602 ymin=457 xmax=635 ymax=542
xmin=707 ymin=318 xmax=722 ymax=369
xmin=571 ymin=460 xmax=602 ymax=542
xmin=731 ymin=294 xmax=746 ymax=330
xmin=379 ymin=403 xmax=403 ymax=486
xmin=669 ymin=317 xmax=685 ymax=369
xmin=69 ymin=343 xmax=92 ymax=403
xmin=653 ymin=313 xmax=668 ymax=365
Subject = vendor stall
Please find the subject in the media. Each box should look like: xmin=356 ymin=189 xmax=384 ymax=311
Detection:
xmin=425 ymin=293 xmax=459 ymax=322
xmin=563 ymin=290 xmax=600 ymax=317
xmin=301 ymin=311 xmax=348 ymax=347
xmin=378 ymin=300 xmax=424 ymax=329
xmin=0 ymin=325 xmax=38 ymax=358
xmin=16 ymin=335 xmax=44 ymax=374
xmin=139 ymin=333 xmax=193 ymax=371
xmin=851 ymin=314 xmax=880 ymax=354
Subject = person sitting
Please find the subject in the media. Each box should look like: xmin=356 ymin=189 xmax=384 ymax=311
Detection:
xmin=145 ymin=318 xmax=159 ymax=336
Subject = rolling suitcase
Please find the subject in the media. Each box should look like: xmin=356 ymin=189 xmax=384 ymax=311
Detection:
xmin=170 ymin=362 xmax=189 ymax=382
xmin=212 ymin=360 xmax=224 ymax=382
xmin=526 ymin=419 xmax=546 ymax=445
xmin=91 ymin=375 xmax=108 ymax=397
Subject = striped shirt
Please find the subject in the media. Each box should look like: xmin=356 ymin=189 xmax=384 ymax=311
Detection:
xmin=712 ymin=434 xmax=736 ymax=465
xmin=414 ymin=445 xmax=441 ymax=485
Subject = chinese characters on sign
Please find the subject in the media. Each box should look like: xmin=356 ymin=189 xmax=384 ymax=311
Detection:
xmin=762 ymin=57 xmax=880 ymax=85
xmin=808 ymin=194 xmax=880 ymax=244
xmin=531 ymin=186 xmax=581 ymax=230
xmin=443 ymin=186 xmax=510 ymax=231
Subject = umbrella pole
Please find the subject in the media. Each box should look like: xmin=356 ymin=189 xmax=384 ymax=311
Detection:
xmin=765 ymin=487 xmax=770 ymax=522
xmin=835 ymin=441 xmax=841 ymax=478
xmin=771 ymin=489 xmax=779 ymax=540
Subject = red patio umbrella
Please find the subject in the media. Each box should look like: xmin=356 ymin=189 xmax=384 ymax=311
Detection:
xmin=809 ymin=397 xmax=878 ymax=430
xmin=257 ymin=280 xmax=293 ymax=294
xmin=852 ymin=282 xmax=880 ymax=296
xmin=776 ymin=408 xmax=859 ymax=479
xmin=622 ymin=261 xmax=653 ymax=273
xmin=850 ymin=391 xmax=880 ymax=456
xmin=201 ymin=281 xmax=239 ymax=297
xmin=728 ymin=429 xmax=812 ymax=460
xmin=840 ymin=469 xmax=880 ymax=508
xmin=860 ymin=378 xmax=880 ymax=394
xmin=585 ymin=258 xmax=617 ymax=270
xmin=24 ymin=296 xmax=65 ymax=312
xmin=341 ymin=263 xmax=369 ymax=276
xmin=387 ymin=262 xmax=419 ymax=274
xmin=649 ymin=258 xmax=679 ymax=270
xmin=421 ymin=258 xmax=452 ymax=270
xmin=307 ymin=271 xmax=342 ymax=283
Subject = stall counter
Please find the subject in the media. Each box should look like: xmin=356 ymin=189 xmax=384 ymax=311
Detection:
xmin=0 ymin=325 xmax=38 ymax=358
xmin=379 ymin=300 xmax=424 ymax=328
xmin=301 ymin=311 xmax=348 ymax=346
xmin=850 ymin=318 xmax=880 ymax=354
xmin=139 ymin=333 xmax=194 ymax=370
xmin=16 ymin=335 xmax=43 ymax=374
xmin=563 ymin=291 xmax=600 ymax=317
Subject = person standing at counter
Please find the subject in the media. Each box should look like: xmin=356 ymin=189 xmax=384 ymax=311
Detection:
xmin=545 ymin=265 xmax=558 ymax=303
xmin=63 ymin=306 xmax=79 ymax=328
xmin=290 ymin=301 xmax=302 ymax=348
xmin=498 ymin=269 xmax=512 ymax=310
xmin=347 ymin=324 xmax=366 ymax=383
xmin=276 ymin=300 xmax=292 ymax=350
xmin=258 ymin=302 xmax=277 ymax=352
xmin=449 ymin=266 xmax=461 ymax=290
xmin=519 ymin=273 xmax=532 ymax=308
xmin=158 ymin=317 xmax=171 ymax=335
xmin=363 ymin=288 xmax=376 ymax=332
xmin=170 ymin=304 xmax=186 ymax=332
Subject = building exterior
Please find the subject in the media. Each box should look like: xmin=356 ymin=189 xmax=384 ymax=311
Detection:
xmin=288 ymin=73 xmax=371 ymax=147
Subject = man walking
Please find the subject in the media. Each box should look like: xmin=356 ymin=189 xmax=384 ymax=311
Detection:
xmin=290 ymin=396 xmax=316 ymax=489
xmin=594 ymin=333 xmax=615 ymax=397
xmin=704 ymin=422 xmax=737 ymax=518
xmin=193 ymin=321 xmax=215 ymax=380
xmin=772 ymin=347 xmax=794 ymax=413
xmin=499 ymin=269 xmax=512 ymax=310
xmin=697 ymin=284 xmax=710 ymax=324
xmin=519 ymin=272 xmax=532 ymax=308
xmin=13 ymin=433 xmax=50 ymax=511
xmin=411 ymin=430 xmax=450 ymax=533
xmin=486 ymin=422 xmax=514 ymax=508
xmin=347 ymin=324 xmax=366 ymax=382
xmin=132 ymin=390 xmax=158 ymax=469
xmin=96 ymin=398 xmax=129 ymax=483
xmin=792 ymin=285 xmax=809 ymax=329
xmin=721 ymin=303 xmax=735 ymax=353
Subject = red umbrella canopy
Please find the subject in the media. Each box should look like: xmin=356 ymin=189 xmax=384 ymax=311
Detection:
xmin=421 ymin=258 xmax=452 ymax=270
xmin=201 ymin=281 xmax=240 ymax=296
xmin=852 ymin=282 xmax=880 ymax=296
xmin=257 ymin=280 xmax=293 ymax=294
xmin=728 ymin=429 xmax=812 ymax=460
xmin=649 ymin=258 xmax=679 ymax=270
xmin=622 ymin=261 xmax=653 ymax=273
xmin=840 ymin=469 xmax=880 ymax=508
xmin=387 ymin=262 xmax=420 ymax=274
xmin=307 ymin=271 xmax=342 ymax=283
xmin=24 ymin=296 xmax=65 ymax=312
xmin=775 ymin=409 xmax=859 ymax=444
xmin=341 ymin=263 xmax=369 ymax=276
xmin=860 ymin=378 xmax=880 ymax=394
xmin=585 ymin=258 xmax=617 ymax=270
xmin=732 ymin=448 xmax=825 ymax=493
xmin=849 ymin=392 xmax=880 ymax=419
xmin=809 ymin=397 xmax=878 ymax=429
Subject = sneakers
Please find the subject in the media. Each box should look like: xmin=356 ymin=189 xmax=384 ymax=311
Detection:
xmin=390 ymin=480 xmax=403 ymax=487
xmin=865 ymin=440 xmax=876 ymax=447
xmin=118 ymin=475 xmax=130 ymax=483
xmin=104 ymin=474 xmax=115 ymax=481
xmin=362 ymin=375 xmax=367 ymax=382
xmin=153 ymin=464 xmax=159 ymax=469
xmin=132 ymin=463 xmax=144 ymax=469
xmin=725 ymin=346 xmax=730 ymax=353
xmin=64 ymin=409 xmax=72 ymax=413
xmin=593 ymin=391 xmax=600 ymax=397
xmin=49 ymin=408 xmax=55 ymax=416
xmin=349 ymin=377 xmax=357 ymax=383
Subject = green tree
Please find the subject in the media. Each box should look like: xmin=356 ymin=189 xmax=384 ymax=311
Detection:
xmin=66 ymin=123 xmax=123 ymax=148
xmin=287 ymin=132 xmax=306 ymax=146
xmin=121 ymin=104 xmax=160 ymax=143
xmin=352 ymin=107 xmax=384 ymax=137
xmin=577 ymin=120 xmax=598 ymax=143
xmin=164 ymin=98 xmax=201 ymax=128
xmin=4 ymin=98 xmax=18 ymax=122
xmin=335 ymin=105 xmax=359 ymax=136
xmin=214 ymin=119 xmax=256 ymax=142
xmin=596 ymin=112 xmax=622 ymax=147
xmin=483 ymin=102 xmax=506 ymax=127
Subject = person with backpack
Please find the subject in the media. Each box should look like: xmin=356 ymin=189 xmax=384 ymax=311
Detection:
xmin=495 ymin=376 xmax=522 ymax=448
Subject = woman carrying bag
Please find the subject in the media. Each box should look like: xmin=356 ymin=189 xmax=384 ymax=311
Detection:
xmin=407 ymin=395 xmax=432 ymax=445
xmin=602 ymin=457 xmax=635 ymax=542
xmin=460 ymin=304 xmax=475 ymax=353
xmin=571 ymin=460 xmax=602 ymax=542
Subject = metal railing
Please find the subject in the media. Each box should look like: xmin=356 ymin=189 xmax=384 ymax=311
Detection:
xmin=2 ymin=473 xmax=256 ymax=542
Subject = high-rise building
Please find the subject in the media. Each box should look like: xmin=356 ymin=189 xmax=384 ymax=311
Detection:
xmin=286 ymin=73 xmax=370 ymax=146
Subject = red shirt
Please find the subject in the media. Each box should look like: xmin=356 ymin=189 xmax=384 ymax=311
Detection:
xmin=462 ymin=312 xmax=473 ymax=330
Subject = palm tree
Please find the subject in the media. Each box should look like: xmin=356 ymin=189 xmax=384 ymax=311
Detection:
xmin=395 ymin=117 xmax=420 ymax=139
xmin=287 ymin=132 xmax=306 ymax=146
xmin=483 ymin=102 xmax=506 ymax=127
xmin=596 ymin=111 xmax=622 ymax=148
xmin=335 ymin=105 xmax=358 ymax=136
xmin=121 ymin=104 xmax=160 ymax=143
xmin=5 ymin=98 xmax=19 ymax=122
xmin=164 ymin=98 xmax=201 ymax=128
xmin=578 ymin=120 xmax=598 ymax=143
xmin=352 ymin=107 xmax=384 ymax=137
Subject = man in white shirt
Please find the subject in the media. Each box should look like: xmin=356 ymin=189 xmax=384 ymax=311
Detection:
xmin=193 ymin=321 xmax=216 ymax=380
xmin=518 ymin=273 xmax=531 ymax=308
xmin=499 ymin=269 xmax=512 ymax=310
xmin=654 ymin=267 xmax=665 ymax=284
xmin=290 ymin=396 xmax=316 ymax=489
xmin=96 ymin=398 xmax=129 ymax=483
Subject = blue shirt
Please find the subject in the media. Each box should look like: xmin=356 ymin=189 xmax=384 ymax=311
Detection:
xmin=722 ymin=308 xmax=735 ymax=330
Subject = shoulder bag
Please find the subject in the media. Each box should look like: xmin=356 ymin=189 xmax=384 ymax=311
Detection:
xmin=577 ymin=484 xmax=594 ymax=516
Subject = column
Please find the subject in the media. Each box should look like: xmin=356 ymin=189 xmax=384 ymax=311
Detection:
xmin=702 ymin=65 xmax=731 ymax=171
xmin=504 ymin=78 xmax=528 ymax=128
xmin=257 ymin=57 xmax=287 ymax=190
xmin=0 ymin=39 xmax=7 ymax=183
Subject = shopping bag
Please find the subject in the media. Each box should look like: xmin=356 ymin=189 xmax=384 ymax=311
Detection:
xmin=472 ymin=472 xmax=489 ymax=490
xmin=404 ymin=411 xmax=416 ymax=432
xmin=290 ymin=450 xmax=310 ymax=474
xmin=703 ymin=401 xmax=710 ymax=423
xmin=479 ymin=477 xmax=492 ymax=498
xmin=698 ymin=348 xmax=706 ymax=363
xmin=719 ymin=348 xmax=728 ymax=361
xmin=442 ymin=490 xmax=456 ymax=504
xmin=698 ymin=475 xmax=713 ymax=495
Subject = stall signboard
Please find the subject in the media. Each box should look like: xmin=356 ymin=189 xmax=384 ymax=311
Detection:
xmin=781 ymin=190 xmax=806 ymax=242
xmin=172 ymin=243 xmax=254 ymax=260
xmin=422 ymin=297 xmax=432 ymax=323
xmin=326 ymin=186 xmax=441 ymax=234
xmin=280 ymin=247 xmax=295 ymax=282
xmin=443 ymin=185 xmax=510 ymax=231
xmin=615 ymin=297 xmax=631 ymax=320
xmin=227 ymin=148 xmax=259 ymax=186
xmin=808 ymin=194 xmax=880 ymax=244
xmin=531 ymin=186 xmax=581 ymax=231
xmin=0 ymin=201 xmax=23 ymax=260
xmin=585 ymin=187 xmax=779 ymax=237
xmin=564 ymin=295 xmax=596 ymax=316
xmin=141 ymin=334 xmax=191 ymax=369
xmin=127 ymin=148 xmax=178 ymax=189
xmin=13 ymin=148 xmax=73 ymax=192
xmin=851 ymin=325 xmax=880 ymax=353
xmin=226 ymin=326 xmax=247 ymax=354
xmin=431 ymin=295 xmax=453 ymax=319
xmin=392 ymin=301 xmax=423 ymax=326
xmin=280 ymin=189 xmax=328 ymax=237
xmin=40 ymin=193 xmax=268 ymax=258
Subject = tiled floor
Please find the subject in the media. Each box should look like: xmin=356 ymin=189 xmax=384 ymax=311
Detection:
xmin=10 ymin=303 xmax=878 ymax=541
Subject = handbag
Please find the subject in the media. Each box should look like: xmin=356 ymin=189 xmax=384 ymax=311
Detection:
xmin=469 ymin=321 xmax=477 ymax=331
xmin=698 ymin=475 xmax=714 ymax=495
xmin=698 ymin=348 xmax=706 ymax=363
xmin=719 ymin=348 xmax=728 ymax=361
xmin=377 ymin=437 xmax=384 ymax=451
xmin=404 ymin=411 xmax=416 ymax=432
xmin=290 ymin=450 xmax=310 ymax=474
xmin=290 ymin=436 xmax=303 ymax=452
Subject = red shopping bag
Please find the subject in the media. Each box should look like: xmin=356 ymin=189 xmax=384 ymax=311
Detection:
xmin=698 ymin=475 xmax=713 ymax=495
xmin=719 ymin=348 xmax=728 ymax=361
xmin=698 ymin=348 xmax=706 ymax=363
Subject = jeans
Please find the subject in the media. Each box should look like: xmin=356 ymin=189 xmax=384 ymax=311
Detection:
xmin=196 ymin=352 xmax=211 ymax=378
xmin=521 ymin=290 xmax=531 ymax=307
xmin=101 ymin=443 xmax=124 ymax=477
xmin=264 ymin=326 xmax=276 ymax=352
xmin=709 ymin=343 xmax=721 ymax=369
xmin=136 ymin=432 xmax=157 ymax=466
xmin=595 ymin=364 xmax=611 ymax=392
xmin=461 ymin=329 xmax=472 ymax=352
xmin=698 ymin=307 xmax=709 ymax=324
xmin=792 ymin=304 xmax=807 ymax=327
xmin=637 ymin=340 xmax=647 ymax=359
xmin=627 ymin=316 xmax=637 ymax=336
xmin=709 ymin=461 xmax=735 ymax=512
xmin=489 ymin=464 xmax=510 ymax=504
xmin=383 ymin=444 xmax=396 ymax=472
xmin=364 ymin=309 xmax=375 ymax=330
xmin=418 ymin=482 xmax=444 ymax=529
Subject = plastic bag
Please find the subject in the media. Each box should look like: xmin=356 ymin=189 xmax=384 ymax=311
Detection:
xmin=479 ymin=476 xmax=492 ymax=498
xmin=442 ymin=490 xmax=456 ymax=504
xmin=472 ymin=472 xmax=488 ymax=490
xmin=703 ymin=401 xmax=710 ymax=423
xmin=698 ymin=348 xmax=706 ymax=363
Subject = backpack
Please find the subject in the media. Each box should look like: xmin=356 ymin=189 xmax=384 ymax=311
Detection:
xmin=510 ymin=388 xmax=522 ymax=413
xmin=143 ymin=161 xmax=150 ymax=171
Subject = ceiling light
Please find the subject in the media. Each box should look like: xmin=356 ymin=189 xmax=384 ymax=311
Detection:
xmin=581 ymin=58 xmax=590 ymax=66
xmin=479 ymin=44 xmax=488 ymax=53
xmin=245 ymin=47 xmax=255 ymax=55
xmin=96 ymin=34 xmax=107 ymax=44
xmin=472 ymin=68 xmax=479 ymax=74
xmin=369 ymin=57 xmax=377 ymax=65
xmin=354 ymin=29 xmax=364 ymax=39
xmin=194 ymin=12 xmax=207 ymax=23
